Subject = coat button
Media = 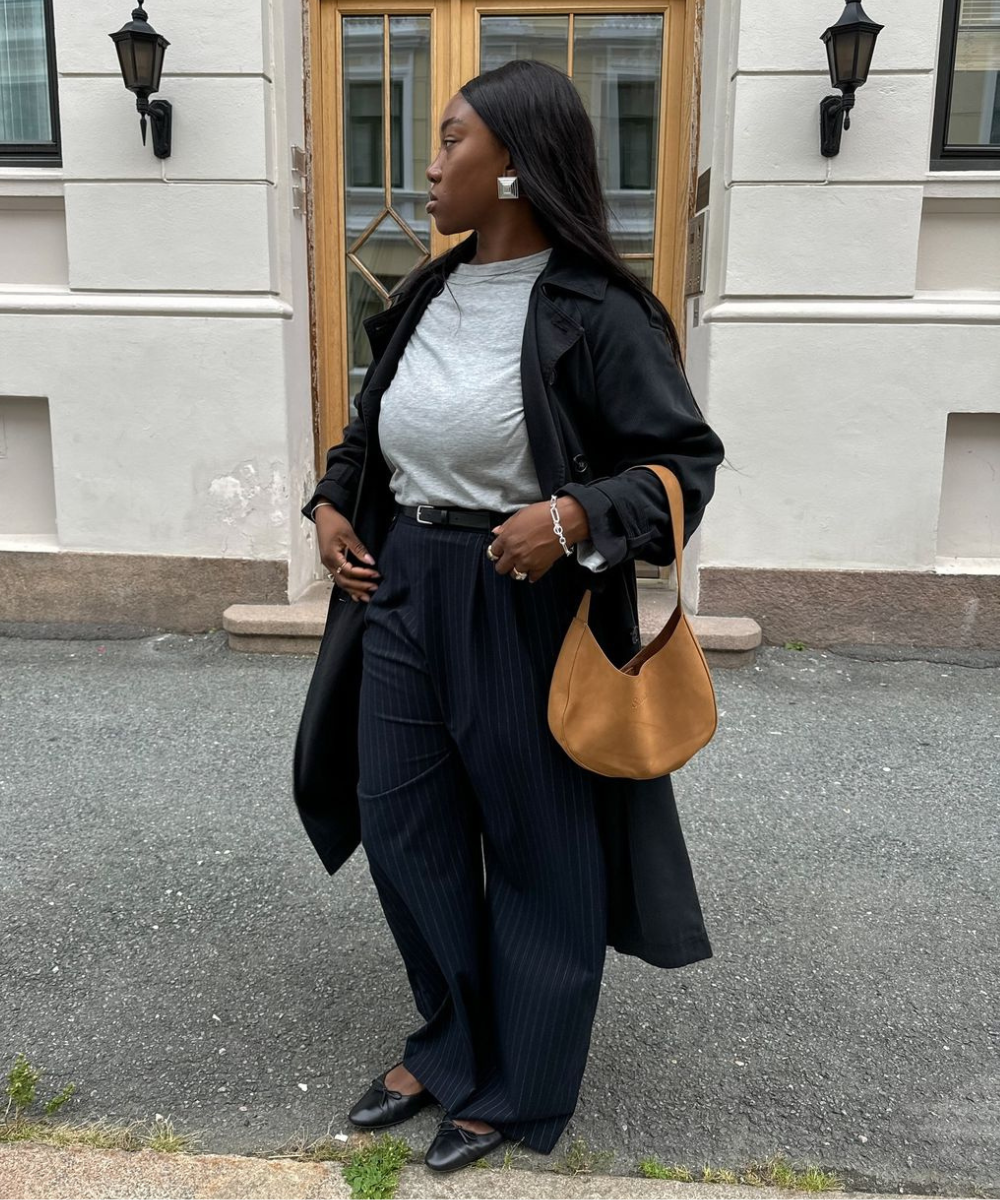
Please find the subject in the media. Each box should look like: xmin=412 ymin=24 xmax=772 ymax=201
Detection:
xmin=573 ymin=454 xmax=588 ymax=473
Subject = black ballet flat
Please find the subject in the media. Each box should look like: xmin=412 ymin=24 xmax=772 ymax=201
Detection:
xmin=348 ymin=1063 xmax=437 ymax=1129
xmin=424 ymin=1114 xmax=505 ymax=1172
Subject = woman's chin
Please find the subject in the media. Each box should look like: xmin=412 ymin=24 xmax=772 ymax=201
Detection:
xmin=431 ymin=213 xmax=470 ymax=237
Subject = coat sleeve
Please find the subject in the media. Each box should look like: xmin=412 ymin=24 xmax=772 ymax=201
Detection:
xmin=556 ymin=284 xmax=725 ymax=569
xmin=301 ymin=360 xmax=377 ymax=523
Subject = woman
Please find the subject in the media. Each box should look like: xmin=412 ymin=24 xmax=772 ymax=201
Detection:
xmin=295 ymin=59 xmax=725 ymax=1172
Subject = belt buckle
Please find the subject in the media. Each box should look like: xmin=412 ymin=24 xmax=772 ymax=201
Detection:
xmin=415 ymin=504 xmax=436 ymax=526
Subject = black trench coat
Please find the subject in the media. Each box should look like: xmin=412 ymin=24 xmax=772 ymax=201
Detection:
xmin=294 ymin=235 xmax=726 ymax=970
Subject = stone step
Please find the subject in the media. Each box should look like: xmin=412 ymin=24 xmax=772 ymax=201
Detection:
xmin=223 ymin=581 xmax=761 ymax=666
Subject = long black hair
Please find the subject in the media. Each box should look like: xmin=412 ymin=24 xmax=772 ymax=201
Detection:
xmin=393 ymin=58 xmax=686 ymax=366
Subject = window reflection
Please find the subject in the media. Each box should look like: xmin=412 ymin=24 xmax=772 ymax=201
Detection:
xmin=342 ymin=15 xmax=431 ymax=388
xmin=480 ymin=16 xmax=569 ymax=73
xmin=947 ymin=0 xmax=1000 ymax=146
xmin=574 ymin=14 xmax=663 ymax=257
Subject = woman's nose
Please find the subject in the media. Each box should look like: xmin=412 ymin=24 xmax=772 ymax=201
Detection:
xmin=426 ymin=156 xmax=442 ymax=182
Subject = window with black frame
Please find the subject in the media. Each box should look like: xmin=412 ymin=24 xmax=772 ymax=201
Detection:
xmin=0 ymin=0 xmax=60 ymax=165
xmin=931 ymin=0 xmax=1000 ymax=168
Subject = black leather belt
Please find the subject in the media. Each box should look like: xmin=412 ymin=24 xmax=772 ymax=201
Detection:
xmin=398 ymin=503 xmax=513 ymax=531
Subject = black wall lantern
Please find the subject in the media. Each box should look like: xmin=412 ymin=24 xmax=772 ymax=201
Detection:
xmin=109 ymin=1 xmax=172 ymax=158
xmin=819 ymin=1 xmax=884 ymax=157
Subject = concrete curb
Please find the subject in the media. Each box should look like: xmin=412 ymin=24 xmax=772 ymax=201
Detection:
xmin=222 ymin=581 xmax=763 ymax=666
xmin=0 ymin=1144 xmax=937 ymax=1200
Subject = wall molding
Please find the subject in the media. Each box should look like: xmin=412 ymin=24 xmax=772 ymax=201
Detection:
xmin=701 ymin=566 xmax=1000 ymax=649
xmin=0 ymin=291 xmax=293 ymax=318
xmin=0 ymin=550 xmax=288 ymax=633
xmin=703 ymin=297 xmax=1000 ymax=324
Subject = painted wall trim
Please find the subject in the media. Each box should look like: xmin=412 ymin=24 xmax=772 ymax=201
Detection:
xmin=703 ymin=298 xmax=1000 ymax=324
xmin=0 ymin=292 xmax=294 ymax=318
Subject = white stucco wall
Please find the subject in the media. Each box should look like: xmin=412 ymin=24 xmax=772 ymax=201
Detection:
xmin=690 ymin=0 xmax=1000 ymax=579
xmin=3 ymin=0 xmax=996 ymax=608
xmin=0 ymin=0 xmax=313 ymax=584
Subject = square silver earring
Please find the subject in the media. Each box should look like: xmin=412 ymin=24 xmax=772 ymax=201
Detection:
xmin=497 ymin=175 xmax=520 ymax=200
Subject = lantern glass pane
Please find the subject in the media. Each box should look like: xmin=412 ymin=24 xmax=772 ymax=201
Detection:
xmin=854 ymin=30 xmax=876 ymax=79
xmin=825 ymin=35 xmax=837 ymax=83
xmin=131 ymin=37 xmax=156 ymax=87
xmin=152 ymin=39 xmax=167 ymax=88
xmin=114 ymin=38 xmax=138 ymax=89
xmin=834 ymin=33 xmax=857 ymax=83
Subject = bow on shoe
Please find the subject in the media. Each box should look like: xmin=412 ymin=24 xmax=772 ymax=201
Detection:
xmin=440 ymin=1115 xmax=482 ymax=1143
xmin=372 ymin=1075 xmax=404 ymax=1101
xmin=425 ymin=1114 xmax=506 ymax=1172
xmin=348 ymin=1065 xmax=436 ymax=1129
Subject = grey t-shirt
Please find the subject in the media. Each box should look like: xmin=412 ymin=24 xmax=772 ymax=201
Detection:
xmin=378 ymin=247 xmax=607 ymax=571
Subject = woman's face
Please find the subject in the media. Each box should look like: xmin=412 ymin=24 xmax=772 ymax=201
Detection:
xmin=425 ymin=93 xmax=513 ymax=236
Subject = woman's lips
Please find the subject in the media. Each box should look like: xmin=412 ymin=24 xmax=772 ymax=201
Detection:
xmin=426 ymin=198 xmax=438 ymax=211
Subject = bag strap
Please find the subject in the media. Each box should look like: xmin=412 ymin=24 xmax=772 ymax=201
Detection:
xmin=571 ymin=464 xmax=685 ymax=631
xmin=624 ymin=465 xmax=686 ymax=600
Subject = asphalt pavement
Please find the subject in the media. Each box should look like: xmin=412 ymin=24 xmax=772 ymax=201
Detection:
xmin=1 ymin=634 xmax=998 ymax=1196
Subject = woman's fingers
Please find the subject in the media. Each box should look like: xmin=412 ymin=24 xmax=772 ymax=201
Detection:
xmin=324 ymin=548 xmax=380 ymax=600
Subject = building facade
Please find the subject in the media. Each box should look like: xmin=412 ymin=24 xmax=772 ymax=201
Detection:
xmin=1 ymin=0 xmax=998 ymax=646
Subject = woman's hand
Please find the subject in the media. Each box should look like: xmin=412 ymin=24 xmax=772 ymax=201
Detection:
xmin=487 ymin=496 xmax=590 ymax=582
xmin=315 ymin=505 xmax=381 ymax=602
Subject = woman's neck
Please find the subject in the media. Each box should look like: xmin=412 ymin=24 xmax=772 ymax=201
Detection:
xmin=470 ymin=220 xmax=552 ymax=266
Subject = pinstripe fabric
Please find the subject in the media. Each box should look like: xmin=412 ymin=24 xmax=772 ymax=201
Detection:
xmin=356 ymin=508 xmax=608 ymax=1155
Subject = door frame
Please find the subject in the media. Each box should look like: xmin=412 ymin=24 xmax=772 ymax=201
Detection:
xmin=306 ymin=0 xmax=700 ymax=468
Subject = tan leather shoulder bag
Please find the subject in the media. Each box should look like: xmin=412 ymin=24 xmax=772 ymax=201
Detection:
xmin=547 ymin=465 xmax=718 ymax=779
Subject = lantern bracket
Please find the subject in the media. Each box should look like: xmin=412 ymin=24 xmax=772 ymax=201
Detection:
xmin=820 ymin=92 xmax=855 ymax=157
xmin=137 ymin=98 xmax=172 ymax=158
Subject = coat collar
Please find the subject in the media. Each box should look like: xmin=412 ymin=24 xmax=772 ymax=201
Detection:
xmin=537 ymin=241 xmax=609 ymax=302
xmin=363 ymin=237 xmax=609 ymax=339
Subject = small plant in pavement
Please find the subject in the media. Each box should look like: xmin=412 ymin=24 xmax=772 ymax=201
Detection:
xmin=4 ymin=1053 xmax=75 ymax=1123
xmin=552 ymin=1135 xmax=615 ymax=1175
xmin=2 ymin=1052 xmax=194 ymax=1153
xmin=341 ymin=1132 xmax=412 ymax=1200
xmin=640 ymin=1150 xmax=842 ymax=1192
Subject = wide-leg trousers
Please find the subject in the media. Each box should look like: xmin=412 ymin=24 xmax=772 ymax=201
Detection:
xmin=356 ymin=507 xmax=608 ymax=1154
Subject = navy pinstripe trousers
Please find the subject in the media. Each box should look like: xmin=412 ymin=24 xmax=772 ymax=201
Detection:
xmin=356 ymin=507 xmax=608 ymax=1154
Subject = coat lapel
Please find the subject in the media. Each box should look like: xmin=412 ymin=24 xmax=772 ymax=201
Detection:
xmin=519 ymin=243 xmax=607 ymax=497
xmin=359 ymin=274 xmax=445 ymax=428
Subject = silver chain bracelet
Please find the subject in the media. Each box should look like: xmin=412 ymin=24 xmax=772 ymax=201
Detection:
xmin=549 ymin=494 xmax=573 ymax=557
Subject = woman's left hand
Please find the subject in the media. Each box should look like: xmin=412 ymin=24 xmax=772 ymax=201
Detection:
xmin=487 ymin=496 xmax=590 ymax=582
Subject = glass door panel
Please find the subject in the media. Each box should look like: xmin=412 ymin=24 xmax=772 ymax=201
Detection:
xmin=342 ymin=13 xmax=432 ymax=388
xmin=480 ymin=15 xmax=569 ymax=72
xmin=574 ymin=12 xmax=662 ymax=271
xmin=478 ymin=12 xmax=663 ymax=281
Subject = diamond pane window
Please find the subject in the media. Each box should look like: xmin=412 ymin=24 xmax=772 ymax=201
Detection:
xmin=342 ymin=14 xmax=431 ymax=389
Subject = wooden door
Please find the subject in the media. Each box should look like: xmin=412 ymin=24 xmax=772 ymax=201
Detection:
xmin=309 ymin=0 xmax=695 ymax=463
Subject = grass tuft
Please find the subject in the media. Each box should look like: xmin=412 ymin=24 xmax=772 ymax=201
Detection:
xmin=341 ymin=1132 xmax=412 ymax=1200
xmin=552 ymin=1136 xmax=615 ymax=1176
xmin=3 ymin=1052 xmax=198 ymax=1155
xmin=639 ymin=1158 xmax=693 ymax=1181
xmin=500 ymin=1142 xmax=530 ymax=1171
xmin=639 ymin=1151 xmax=842 ymax=1192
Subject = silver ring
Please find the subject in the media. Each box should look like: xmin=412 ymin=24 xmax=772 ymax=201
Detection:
xmin=485 ymin=544 xmax=499 ymax=562
xmin=512 ymin=568 xmax=528 ymax=581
